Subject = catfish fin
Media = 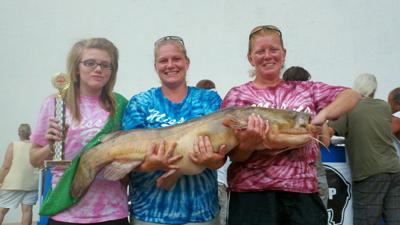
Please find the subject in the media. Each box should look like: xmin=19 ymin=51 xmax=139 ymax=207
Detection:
xmin=103 ymin=160 xmax=142 ymax=181
xmin=222 ymin=115 xmax=247 ymax=129
xmin=101 ymin=131 xmax=124 ymax=143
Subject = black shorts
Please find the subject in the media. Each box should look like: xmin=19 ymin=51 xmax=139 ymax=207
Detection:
xmin=228 ymin=190 xmax=327 ymax=225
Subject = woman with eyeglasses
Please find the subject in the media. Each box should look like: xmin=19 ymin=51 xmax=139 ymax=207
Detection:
xmin=29 ymin=38 xmax=131 ymax=225
xmin=221 ymin=25 xmax=361 ymax=225
xmin=122 ymin=36 xmax=225 ymax=225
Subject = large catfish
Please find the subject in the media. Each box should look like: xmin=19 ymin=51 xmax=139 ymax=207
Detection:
xmin=71 ymin=106 xmax=315 ymax=198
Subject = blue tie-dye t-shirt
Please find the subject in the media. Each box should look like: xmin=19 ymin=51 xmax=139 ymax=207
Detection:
xmin=122 ymin=86 xmax=222 ymax=224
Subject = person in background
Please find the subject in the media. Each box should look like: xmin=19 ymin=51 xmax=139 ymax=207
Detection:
xmin=196 ymin=79 xmax=216 ymax=90
xmin=222 ymin=25 xmax=360 ymax=225
xmin=196 ymin=79 xmax=230 ymax=225
xmin=388 ymin=87 xmax=400 ymax=155
xmin=330 ymin=73 xmax=400 ymax=225
xmin=282 ymin=66 xmax=330 ymax=208
xmin=0 ymin=123 xmax=38 ymax=225
xmin=29 ymin=38 xmax=131 ymax=225
xmin=123 ymin=36 xmax=225 ymax=225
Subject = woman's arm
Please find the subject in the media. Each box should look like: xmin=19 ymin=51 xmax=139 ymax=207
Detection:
xmin=392 ymin=116 xmax=400 ymax=137
xmin=0 ymin=143 xmax=13 ymax=185
xmin=29 ymin=143 xmax=53 ymax=168
xmin=312 ymin=89 xmax=361 ymax=125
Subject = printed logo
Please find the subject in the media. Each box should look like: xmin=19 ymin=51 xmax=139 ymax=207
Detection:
xmin=325 ymin=164 xmax=352 ymax=225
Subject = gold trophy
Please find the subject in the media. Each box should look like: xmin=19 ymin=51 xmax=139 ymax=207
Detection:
xmin=44 ymin=72 xmax=71 ymax=167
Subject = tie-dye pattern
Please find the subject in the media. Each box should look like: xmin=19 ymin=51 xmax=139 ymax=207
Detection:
xmin=221 ymin=81 xmax=346 ymax=193
xmin=31 ymin=95 xmax=128 ymax=223
xmin=122 ymin=87 xmax=221 ymax=224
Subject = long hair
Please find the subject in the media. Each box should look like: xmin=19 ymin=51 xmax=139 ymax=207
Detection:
xmin=65 ymin=38 xmax=119 ymax=121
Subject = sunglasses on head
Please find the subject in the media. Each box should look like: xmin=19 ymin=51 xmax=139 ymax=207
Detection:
xmin=249 ymin=25 xmax=282 ymax=39
xmin=154 ymin=35 xmax=185 ymax=47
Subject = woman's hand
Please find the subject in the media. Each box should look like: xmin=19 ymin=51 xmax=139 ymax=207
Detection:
xmin=236 ymin=114 xmax=268 ymax=151
xmin=30 ymin=117 xmax=68 ymax=168
xmin=311 ymin=110 xmax=328 ymax=126
xmin=229 ymin=114 xmax=268 ymax=161
xmin=45 ymin=117 xmax=64 ymax=153
xmin=190 ymin=136 xmax=226 ymax=170
xmin=139 ymin=141 xmax=183 ymax=172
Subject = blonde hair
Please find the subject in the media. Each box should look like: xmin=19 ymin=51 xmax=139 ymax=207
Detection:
xmin=18 ymin=123 xmax=31 ymax=140
xmin=154 ymin=37 xmax=189 ymax=62
xmin=352 ymin=73 xmax=377 ymax=98
xmin=65 ymin=38 xmax=119 ymax=121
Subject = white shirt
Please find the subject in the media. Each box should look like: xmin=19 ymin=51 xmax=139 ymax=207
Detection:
xmin=217 ymin=159 xmax=231 ymax=187
xmin=393 ymin=111 xmax=400 ymax=118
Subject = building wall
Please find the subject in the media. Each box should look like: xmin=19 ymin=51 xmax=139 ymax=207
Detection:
xmin=1 ymin=0 xmax=399 ymax=223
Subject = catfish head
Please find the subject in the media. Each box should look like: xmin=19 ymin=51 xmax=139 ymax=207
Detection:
xmin=222 ymin=106 xmax=318 ymax=153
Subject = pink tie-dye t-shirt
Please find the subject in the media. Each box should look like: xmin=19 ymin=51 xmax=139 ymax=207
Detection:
xmin=31 ymin=95 xmax=128 ymax=223
xmin=222 ymin=81 xmax=346 ymax=193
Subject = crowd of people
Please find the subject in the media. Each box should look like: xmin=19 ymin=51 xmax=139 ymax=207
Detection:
xmin=1 ymin=25 xmax=399 ymax=225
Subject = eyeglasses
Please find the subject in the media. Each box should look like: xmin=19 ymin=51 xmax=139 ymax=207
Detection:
xmin=249 ymin=25 xmax=282 ymax=39
xmin=154 ymin=36 xmax=185 ymax=47
xmin=80 ymin=59 xmax=113 ymax=70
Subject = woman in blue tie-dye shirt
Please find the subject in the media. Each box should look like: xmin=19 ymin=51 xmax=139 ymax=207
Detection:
xmin=122 ymin=36 xmax=225 ymax=225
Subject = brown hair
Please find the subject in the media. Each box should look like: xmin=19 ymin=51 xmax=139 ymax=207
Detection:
xmin=388 ymin=87 xmax=400 ymax=112
xmin=18 ymin=123 xmax=31 ymax=140
xmin=282 ymin=66 xmax=311 ymax=81
xmin=196 ymin=79 xmax=216 ymax=90
xmin=65 ymin=38 xmax=119 ymax=121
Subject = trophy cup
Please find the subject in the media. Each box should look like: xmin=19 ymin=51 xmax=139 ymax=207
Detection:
xmin=44 ymin=72 xmax=71 ymax=167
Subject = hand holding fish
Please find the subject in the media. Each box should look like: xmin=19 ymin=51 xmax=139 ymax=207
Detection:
xmin=190 ymin=136 xmax=227 ymax=170
xmin=138 ymin=141 xmax=182 ymax=172
xmin=156 ymin=136 xmax=226 ymax=190
xmin=229 ymin=114 xmax=268 ymax=161
xmin=235 ymin=114 xmax=268 ymax=149
xmin=311 ymin=108 xmax=329 ymax=126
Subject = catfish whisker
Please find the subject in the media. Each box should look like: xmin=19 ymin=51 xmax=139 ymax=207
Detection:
xmin=310 ymin=136 xmax=329 ymax=151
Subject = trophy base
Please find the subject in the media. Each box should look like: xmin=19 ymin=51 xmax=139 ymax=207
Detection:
xmin=44 ymin=160 xmax=71 ymax=168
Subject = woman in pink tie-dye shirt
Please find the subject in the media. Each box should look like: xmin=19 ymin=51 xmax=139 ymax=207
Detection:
xmin=223 ymin=25 xmax=360 ymax=225
xmin=29 ymin=38 xmax=130 ymax=225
